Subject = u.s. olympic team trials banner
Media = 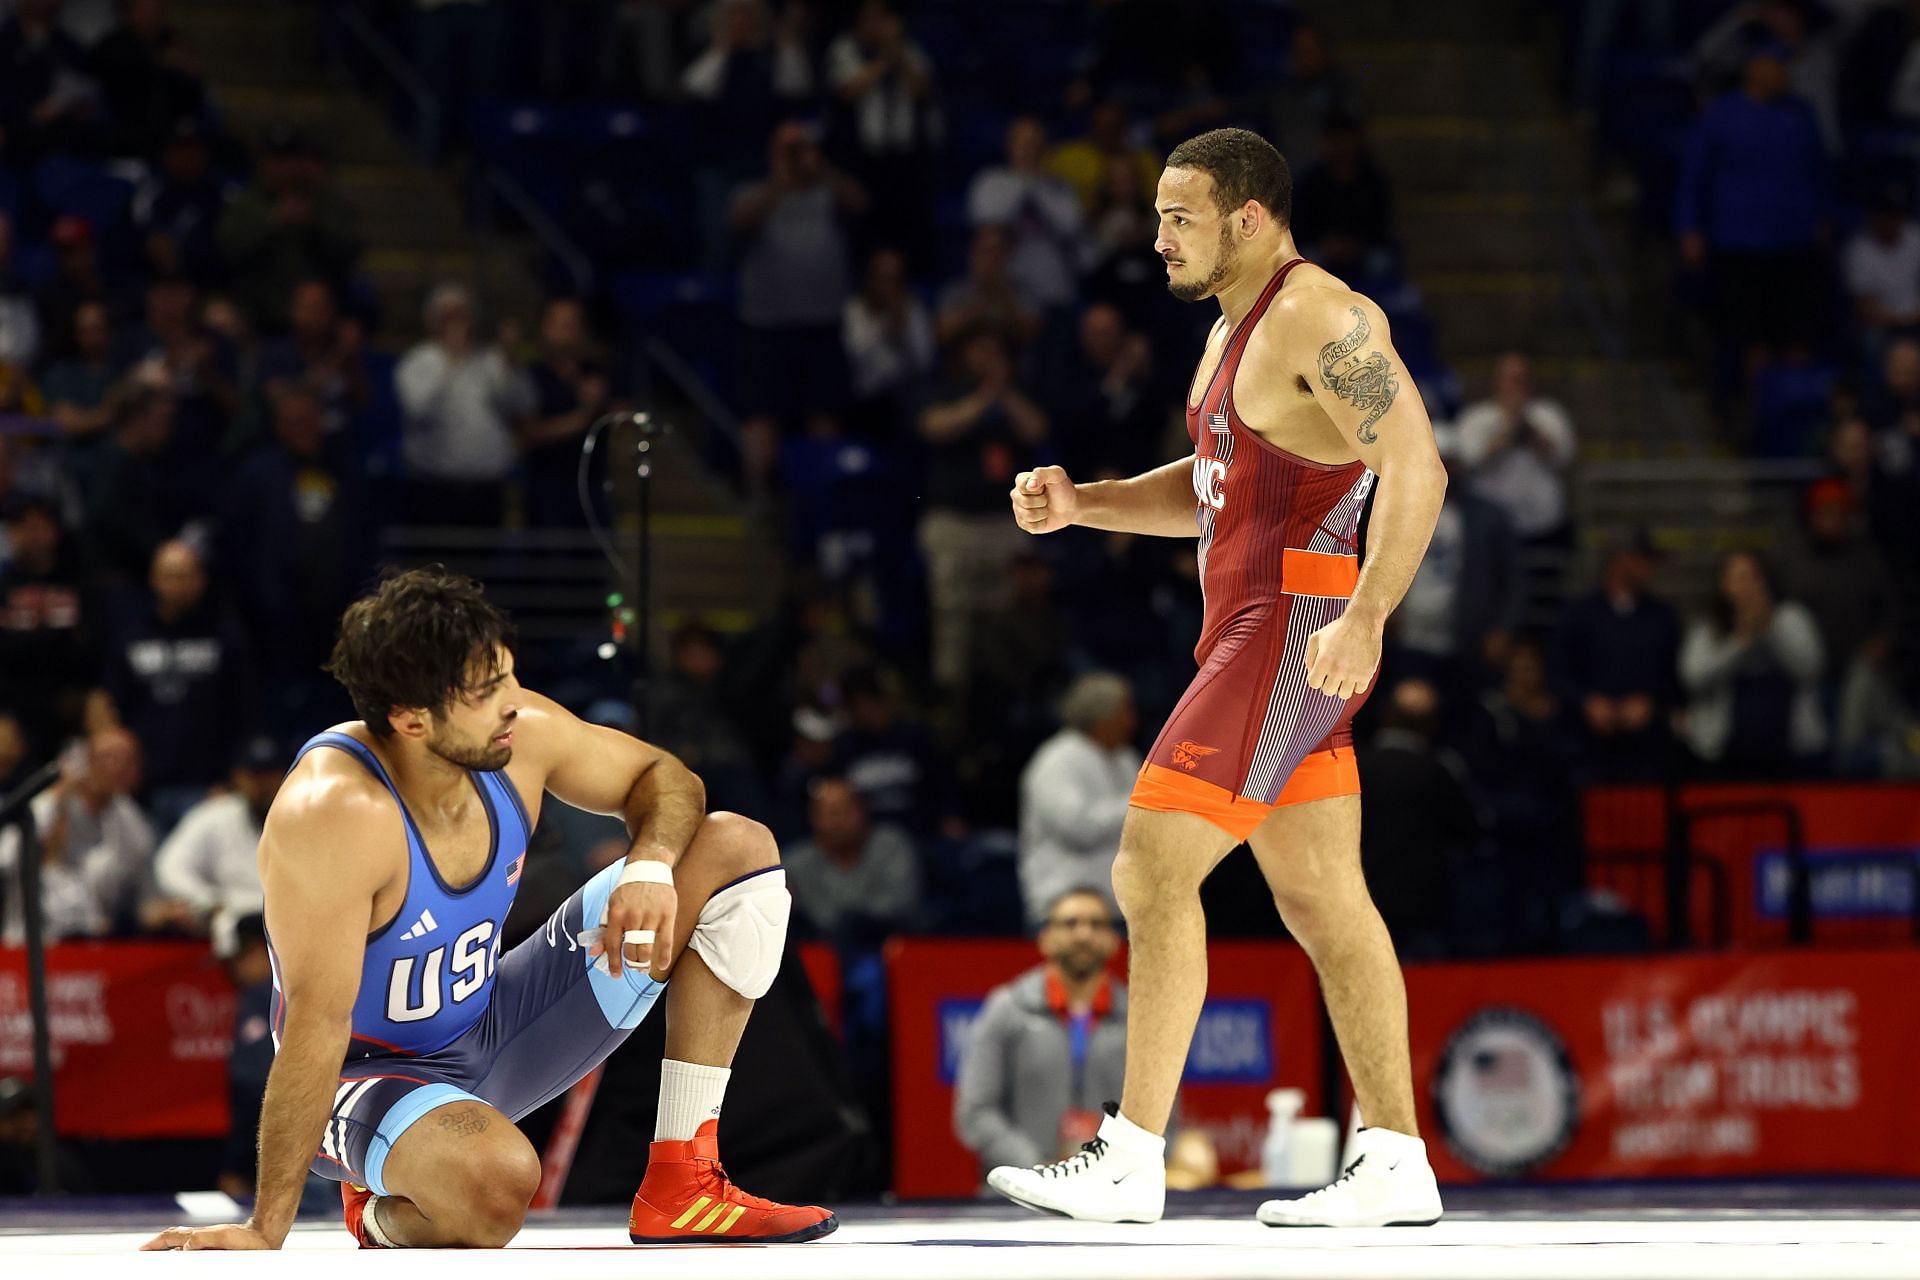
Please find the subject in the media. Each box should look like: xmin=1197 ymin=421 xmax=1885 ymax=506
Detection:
xmin=14 ymin=937 xmax=1920 ymax=1181
xmin=1407 ymin=949 xmax=1920 ymax=1181
xmin=0 ymin=941 xmax=235 ymax=1137
xmin=887 ymin=939 xmax=1323 ymax=1197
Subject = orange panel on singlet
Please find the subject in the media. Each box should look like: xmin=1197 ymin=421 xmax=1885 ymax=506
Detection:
xmin=1280 ymin=548 xmax=1360 ymax=599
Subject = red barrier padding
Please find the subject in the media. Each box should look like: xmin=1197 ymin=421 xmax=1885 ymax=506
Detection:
xmin=886 ymin=938 xmax=1322 ymax=1198
xmin=0 ymin=941 xmax=234 ymax=1138
xmin=1406 ymin=948 xmax=1920 ymax=1181
xmin=1583 ymin=783 xmax=1920 ymax=947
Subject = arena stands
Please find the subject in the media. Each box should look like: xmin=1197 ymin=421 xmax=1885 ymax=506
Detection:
xmin=0 ymin=0 xmax=1914 ymax=1208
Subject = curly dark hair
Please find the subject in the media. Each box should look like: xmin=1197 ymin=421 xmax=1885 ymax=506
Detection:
xmin=325 ymin=567 xmax=516 ymax=736
xmin=1164 ymin=127 xmax=1291 ymax=226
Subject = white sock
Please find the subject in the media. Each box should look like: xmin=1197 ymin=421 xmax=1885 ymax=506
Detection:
xmin=656 ymin=1059 xmax=731 ymax=1142
xmin=1098 ymin=1107 xmax=1167 ymax=1157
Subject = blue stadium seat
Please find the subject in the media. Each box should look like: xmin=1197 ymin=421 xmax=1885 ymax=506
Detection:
xmin=613 ymin=269 xmax=733 ymax=322
xmin=8 ymin=240 xmax=56 ymax=288
xmin=984 ymin=3 xmax=1076 ymax=90
xmin=538 ymin=102 xmax=691 ymax=178
xmin=1237 ymin=3 xmax=1296 ymax=78
xmin=1839 ymin=124 xmax=1920 ymax=210
xmin=471 ymin=98 xmax=696 ymax=257
xmin=613 ymin=270 xmax=738 ymax=402
xmin=932 ymin=188 xmax=970 ymax=236
xmin=947 ymin=105 xmax=1017 ymax=172
xmin=358 ymin=350 xmax=405 ymax=480
xmin=466 ymin=98 xmax=572 ymax=206
xmin=590 ymin=179 xmax=696 ymax=268
xmin=921 ymin=831 xmax=1024 ymax=934
xmin=1417 ymin=370 xmax=1465 ymax=423
xmin=781 ymin=437 xmax=917 ymax=558
xmin=1598 ymin=51 xmax=1695 ymax=146
xmin=914 ymin=3 xmax=995 ymax=85
xmin=467 ymin=98 xmax=556 ymax=147
xmin=777 ymin=436 xmax=927 ymax=648
xmin=1674 ymin=0 xmax=1748 ymax=45
xmin=1751 ymin=361 xmax=1838 ymax=459
xmin=1596 ymin=50 xmax=1695 ymax=225
xmin=31 ymin=156 xmax=136 ymax=232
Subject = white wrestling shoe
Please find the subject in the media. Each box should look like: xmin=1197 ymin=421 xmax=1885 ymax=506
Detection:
xmin=987 ymin=1104 xmax=1166 ymax=1224
xmin=1256 ymin=1127 xmax=1443 ymax=1228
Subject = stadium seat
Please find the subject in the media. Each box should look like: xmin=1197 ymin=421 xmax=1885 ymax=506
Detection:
xmin=31 ymin=156 xmax=136 ymax=232
xmin=1237 ymin=4 xmax=1296 ymax=78
xmin=613 ymin=270 xmax=738 ymax=401
xmin=921 ymin=831 xmax=1024 ymax=934
xmin=1751 ymin=362 xmax=1838 ymax=459
xmin=1838 ymin=125 xmax=1920 ymax=210
xmin=1596 ymin=50 xmax=1695 ymax=225
xmin=6 ymin=240 xmax=56 ymax=289
xmin=357 ymin=350 xmax=405 ymax=480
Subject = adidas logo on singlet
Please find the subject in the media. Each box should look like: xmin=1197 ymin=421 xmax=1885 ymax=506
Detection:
xmin=398 ymin=908 xmax=440 ymax=941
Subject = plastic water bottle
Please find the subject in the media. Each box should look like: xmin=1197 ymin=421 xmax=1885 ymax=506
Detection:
xmin=1261 ymin=1088 xmax=1305 ymax=1186
xmin=1288 ymin=1117 xmax=1340 ymax=1187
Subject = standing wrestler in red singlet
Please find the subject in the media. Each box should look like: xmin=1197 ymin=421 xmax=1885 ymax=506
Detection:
xmin=988 ymin=128 xmax=1449 ymax=1229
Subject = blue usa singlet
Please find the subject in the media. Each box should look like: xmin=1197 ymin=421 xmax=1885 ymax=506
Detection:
xmin=270 ymin=730 xmax=533 ymax=1059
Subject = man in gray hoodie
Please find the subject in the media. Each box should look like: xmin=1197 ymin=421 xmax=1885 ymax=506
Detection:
xmin=954 ymin=888 xmax=1131 ymax=1174
xmin=1017 ymin=673 xmax=1140 ymax=925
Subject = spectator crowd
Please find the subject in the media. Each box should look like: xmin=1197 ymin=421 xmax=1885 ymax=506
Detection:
xmin=0 ymin=0 xmax=1913 ymax=1209
xmin=0 ymin=0 xmax=1915 ymax=998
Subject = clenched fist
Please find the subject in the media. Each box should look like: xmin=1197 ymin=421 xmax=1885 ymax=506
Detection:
xmin=1303 ymin=610 xmax=1382 ymax=701
xmin=1010 ymin=466 xmax=1078 ymax=534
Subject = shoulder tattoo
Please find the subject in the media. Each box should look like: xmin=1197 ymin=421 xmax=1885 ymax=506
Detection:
xmin=1317 ymin=306 xmax=1399 ymax=444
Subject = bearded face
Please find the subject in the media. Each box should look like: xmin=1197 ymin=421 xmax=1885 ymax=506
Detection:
xmin=1156 ymin=165 xmax=1248 ymax=304
xmin=422 ymin=646 xmax=519 ymax=772
xmin=1168 ymin=218 xmax=1240 ymax=302
xmin=427 ymin=715 xmax=513 ymax=772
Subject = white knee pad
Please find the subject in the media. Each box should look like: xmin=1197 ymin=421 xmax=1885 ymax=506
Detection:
xmin=687 ymin=867 xmax=789 ymax=1000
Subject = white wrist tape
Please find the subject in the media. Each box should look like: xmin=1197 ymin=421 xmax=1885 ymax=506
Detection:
xmin=617 ymin=858 xmax=675 ymax=889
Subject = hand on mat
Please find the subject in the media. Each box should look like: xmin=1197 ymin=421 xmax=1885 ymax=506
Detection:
xmin=140 ymin=1223 xmax=276 ymax=1251
xmin=1304 ymin=610 xmax=1381 ymax=701
xmin=1011 ymin=466 xmax=1078 ymax=534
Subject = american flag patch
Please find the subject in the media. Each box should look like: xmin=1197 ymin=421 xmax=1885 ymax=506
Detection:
xmin=506 ymin=852 xmax=525 ymax=886
xmin=1472 ymin=1048 xmax=1534 ymax=1090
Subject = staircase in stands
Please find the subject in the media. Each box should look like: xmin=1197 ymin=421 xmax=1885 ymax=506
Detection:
xmin=169 ymin=0 xmax=778 ymax=636
xmin=1320 ymin=0 xmax=1717 ymax=454
xmin=1314 ymin=0 xmax=1767 ymax=615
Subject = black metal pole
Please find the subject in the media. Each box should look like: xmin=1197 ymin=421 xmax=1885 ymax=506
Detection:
xmin=632 ymin=415 xmax=655 ymax=740
xmin=1912 ymin=850 xmax=1920 ymax=946
xmin=1 ymin=759 xmax=67 ymax=1196
xmin=1784 ymin=806 xmax=1813 ymax=946
xmin=1663 ymin=780 xmax=1692 ymax=950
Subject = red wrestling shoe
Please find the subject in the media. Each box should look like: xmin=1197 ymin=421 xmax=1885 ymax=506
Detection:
xmin=340 ymin=1181 xmax=389 ymax=1248
xmin=628 ymin=1120 xmax=837 ymax=1244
